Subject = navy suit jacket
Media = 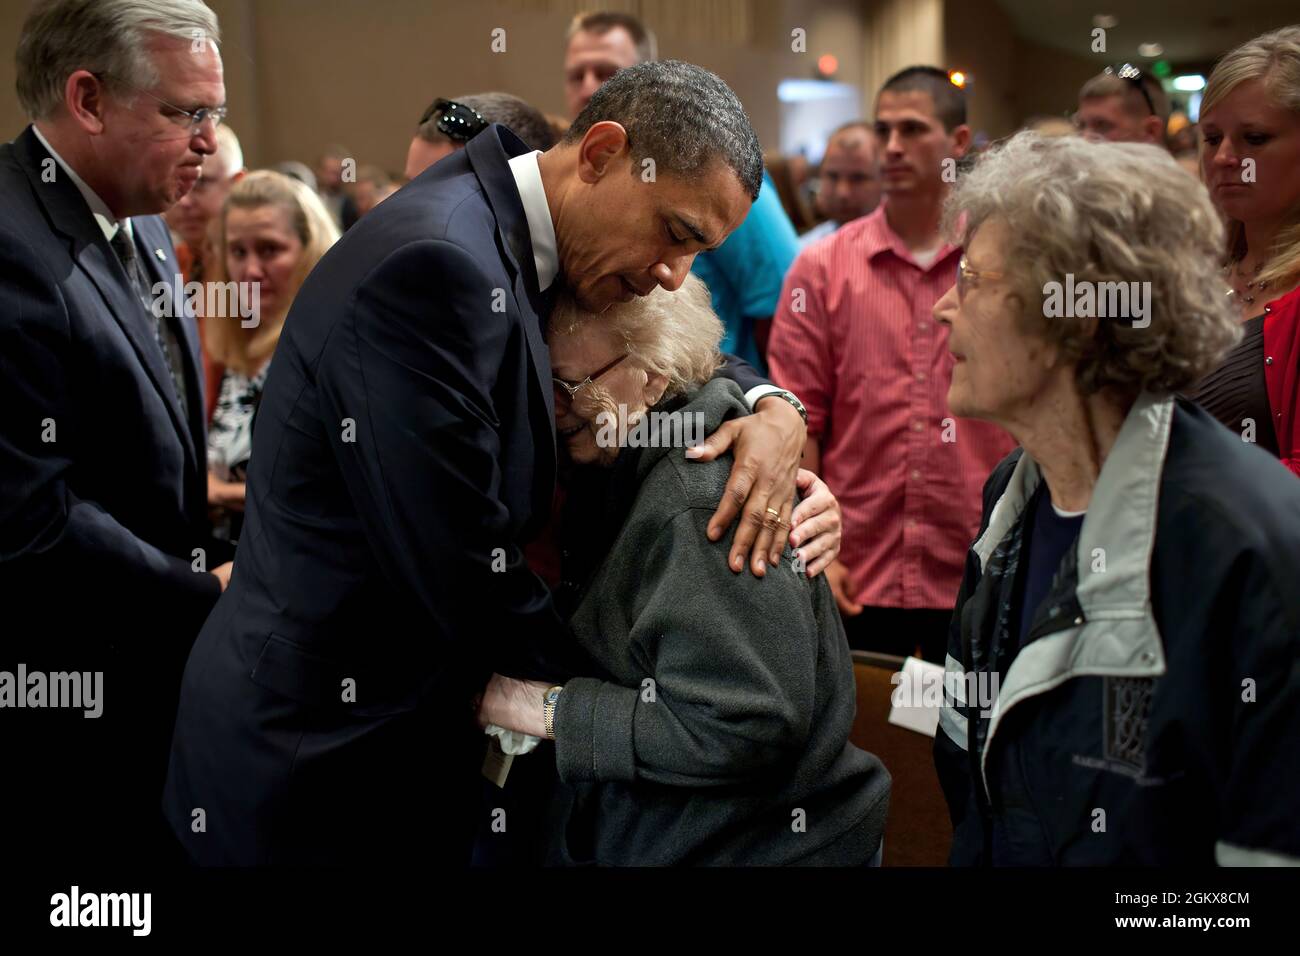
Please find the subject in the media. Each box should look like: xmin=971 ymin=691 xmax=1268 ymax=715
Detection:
xmin=0 ymin=126 xmax=226 ymax=858
xmin=164 ymin=125 xmax=769 ymax=864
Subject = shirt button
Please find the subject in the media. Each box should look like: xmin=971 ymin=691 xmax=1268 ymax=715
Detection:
xmin=915 ymin=371 xmax=927 ymax=382
xmin=1265 ymin=356 xmax=1274 ymax=365
xmin=917 ymin=321 xmax=929 ymax=331
xmin=912 ymin=420 xmax=923 ymax=431
xmin=906 ymin=518 xmax=918 ymax=529
xmin=911 ymin=469 xmax=922 ymax=480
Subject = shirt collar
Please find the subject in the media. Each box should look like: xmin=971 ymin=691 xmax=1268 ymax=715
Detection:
xmin=31 ymin=124 xmax=131 ymax=245
xmin=860 ymin=202 xmax=958 ymax=270
xmin=506 ymin=149 xmax=557 ymax=292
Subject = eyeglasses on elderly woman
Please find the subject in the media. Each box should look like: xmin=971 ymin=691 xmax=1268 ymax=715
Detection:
xmin=956 ymin=254 xmax=1005 ymax=302
xmin=551 ymin=353 xmax=629 ymax=404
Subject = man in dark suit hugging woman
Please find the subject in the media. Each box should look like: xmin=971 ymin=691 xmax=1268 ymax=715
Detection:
xmin=165 ymin=59 xmax=850 ymax=865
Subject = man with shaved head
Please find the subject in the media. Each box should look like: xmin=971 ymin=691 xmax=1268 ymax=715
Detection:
xmin=802 ymin=121 xmax=882 ymax=247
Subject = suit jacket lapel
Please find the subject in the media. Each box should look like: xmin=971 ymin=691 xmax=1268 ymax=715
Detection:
xmin=466 ymin=126 xmax=558 ymax=513
xmin=16 ymin=127 xmax=199 ymax=470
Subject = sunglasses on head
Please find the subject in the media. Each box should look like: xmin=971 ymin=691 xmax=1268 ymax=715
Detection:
xmin=1104 ymin=63 xmax=1157 ymax=117
xmin=418 ymin=98 xmax=489 ymax=142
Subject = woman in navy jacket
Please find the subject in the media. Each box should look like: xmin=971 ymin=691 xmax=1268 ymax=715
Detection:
xmin=931 ymin=131 xmax=1300 ymax=866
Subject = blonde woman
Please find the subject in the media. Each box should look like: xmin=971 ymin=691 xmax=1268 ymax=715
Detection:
xmin=477 ymin=274 xmax=890 ymax=866
xmin=205 ymin=170 xmax=339 ymax=538
xmin=1192 ymin=25 xmax=1300 ymax=475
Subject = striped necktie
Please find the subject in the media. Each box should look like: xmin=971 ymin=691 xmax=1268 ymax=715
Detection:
xmin=110 ymin=225 xmax=189 ymax=421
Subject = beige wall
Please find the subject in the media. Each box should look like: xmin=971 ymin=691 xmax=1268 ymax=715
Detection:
xmin=944 ymin=0 xmax=1100 ymax=140
xmin=0 ymin=0 xmax=867 ymax=175
xmin=943 ymin=0 xmax=1016 ymax=139
xmin=0 ymin=0 xmax=1106 ymax=172
xmin=862 ymin=0 xmax=943 ymax=107
xmin=1012 ymin=38 xmax=1102 ymax=130
xmin=0 ymin=2 xmax=25 ymax=135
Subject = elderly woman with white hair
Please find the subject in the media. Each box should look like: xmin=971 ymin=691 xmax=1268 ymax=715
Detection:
xmin=933 ymin=131 xmax=1300 ymax=867
xmin=476 ymin=273 xmax=891 ymax=866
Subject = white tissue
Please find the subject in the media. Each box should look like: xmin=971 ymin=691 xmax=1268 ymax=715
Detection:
xmin=485 ymin=723 xmax=542 ymax=755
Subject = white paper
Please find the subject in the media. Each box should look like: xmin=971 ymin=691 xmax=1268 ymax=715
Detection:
xmin=886 ymin=655 xmax=945 ymax=738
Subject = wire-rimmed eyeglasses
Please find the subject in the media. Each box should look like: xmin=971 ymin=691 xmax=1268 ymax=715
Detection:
xmin=96 ymin=72 xmax=227 ymax=134
xmin=552 ymin=354 xmax=629 ymax=402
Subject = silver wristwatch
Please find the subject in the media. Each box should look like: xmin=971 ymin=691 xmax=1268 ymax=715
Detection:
xmin=763 ymin=389 xmax=807 ymax=425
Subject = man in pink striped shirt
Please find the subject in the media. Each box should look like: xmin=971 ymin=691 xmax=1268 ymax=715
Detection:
xmin=769 ymin=67 xmax=1016 ymax=661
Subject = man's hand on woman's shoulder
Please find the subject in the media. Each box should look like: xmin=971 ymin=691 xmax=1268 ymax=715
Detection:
xmin=684 ymin=397 xmax=841 ymax=578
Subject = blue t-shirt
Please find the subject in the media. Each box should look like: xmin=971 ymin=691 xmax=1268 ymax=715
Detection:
xmin=690 ymin=171 xmax=799 ymax=374
xmin=991 ymin=480 xmax=1085 ymax=865
xmin=1016 ymin=482 xmax=1085 ymax=648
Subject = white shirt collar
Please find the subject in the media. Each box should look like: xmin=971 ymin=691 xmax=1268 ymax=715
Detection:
xmin=31 ymin=124 xmax=132 ymax=245
xmin=506 ymin=149 xmax=557 ymax=292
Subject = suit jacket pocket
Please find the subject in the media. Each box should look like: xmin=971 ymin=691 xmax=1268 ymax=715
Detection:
xmin=248 ymin=633 xmax=424 ymax=716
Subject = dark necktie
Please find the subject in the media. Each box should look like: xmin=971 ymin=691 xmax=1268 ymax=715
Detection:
xmin=110 ymin=225 xmax=189 ymax=421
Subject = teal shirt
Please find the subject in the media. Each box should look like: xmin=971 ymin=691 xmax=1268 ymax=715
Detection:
xmin=690 ymin=171 xmax=799 ymax=375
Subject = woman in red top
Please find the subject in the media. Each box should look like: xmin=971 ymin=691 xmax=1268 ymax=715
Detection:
xmin=1192 ymin=26 xmax=1300 ymax=476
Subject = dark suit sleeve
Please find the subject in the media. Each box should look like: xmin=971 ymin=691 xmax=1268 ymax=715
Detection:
xmin=0 ymin=234 xmax=221 ymax=614
xmin=314 ymin=238 xmax=572 ymax=681
xmin=715 ymin=352 xmax=771 ymax=395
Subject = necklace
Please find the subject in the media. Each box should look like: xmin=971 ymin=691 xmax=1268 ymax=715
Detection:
xmin=1225 ymin=260 xmax=1271 ymax=304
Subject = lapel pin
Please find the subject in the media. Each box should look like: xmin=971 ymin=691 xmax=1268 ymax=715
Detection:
xmin=154 ymin=248 xmax=166 ymax=261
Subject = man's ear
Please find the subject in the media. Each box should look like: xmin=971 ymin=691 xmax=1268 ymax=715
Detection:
xmin=949 ymin=123 xmax=972 ymax=160
xmin=577 ymin=121 xmax=630 ymax=184
xmin=65 ymin=69 xmax=107 ymax=135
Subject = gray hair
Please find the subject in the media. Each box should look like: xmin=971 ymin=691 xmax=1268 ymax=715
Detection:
xmin=16 ymin=0 xmax=220 ymax=121
xmin=944 ymin=131 xmax=1239 ymax=396
xmin=563 ymin=60 xmax=764 ymax=201
xmin=549 ymin=273 xmax=724 ymax=402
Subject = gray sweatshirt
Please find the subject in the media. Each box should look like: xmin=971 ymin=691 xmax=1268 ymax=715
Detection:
xmin=549 ymin=378 xmax=891 ymax=865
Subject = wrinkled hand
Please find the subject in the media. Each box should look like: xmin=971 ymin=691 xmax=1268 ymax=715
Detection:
xmin=789 ymin=468 xmax=842 ymax=578
xmin=475 ymin=672 xmax=550 ymax=738
xmin=687 ymin=397 xmax=804 ymax=577
xmin=824 ymin=559 xmax=863 ymax=616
